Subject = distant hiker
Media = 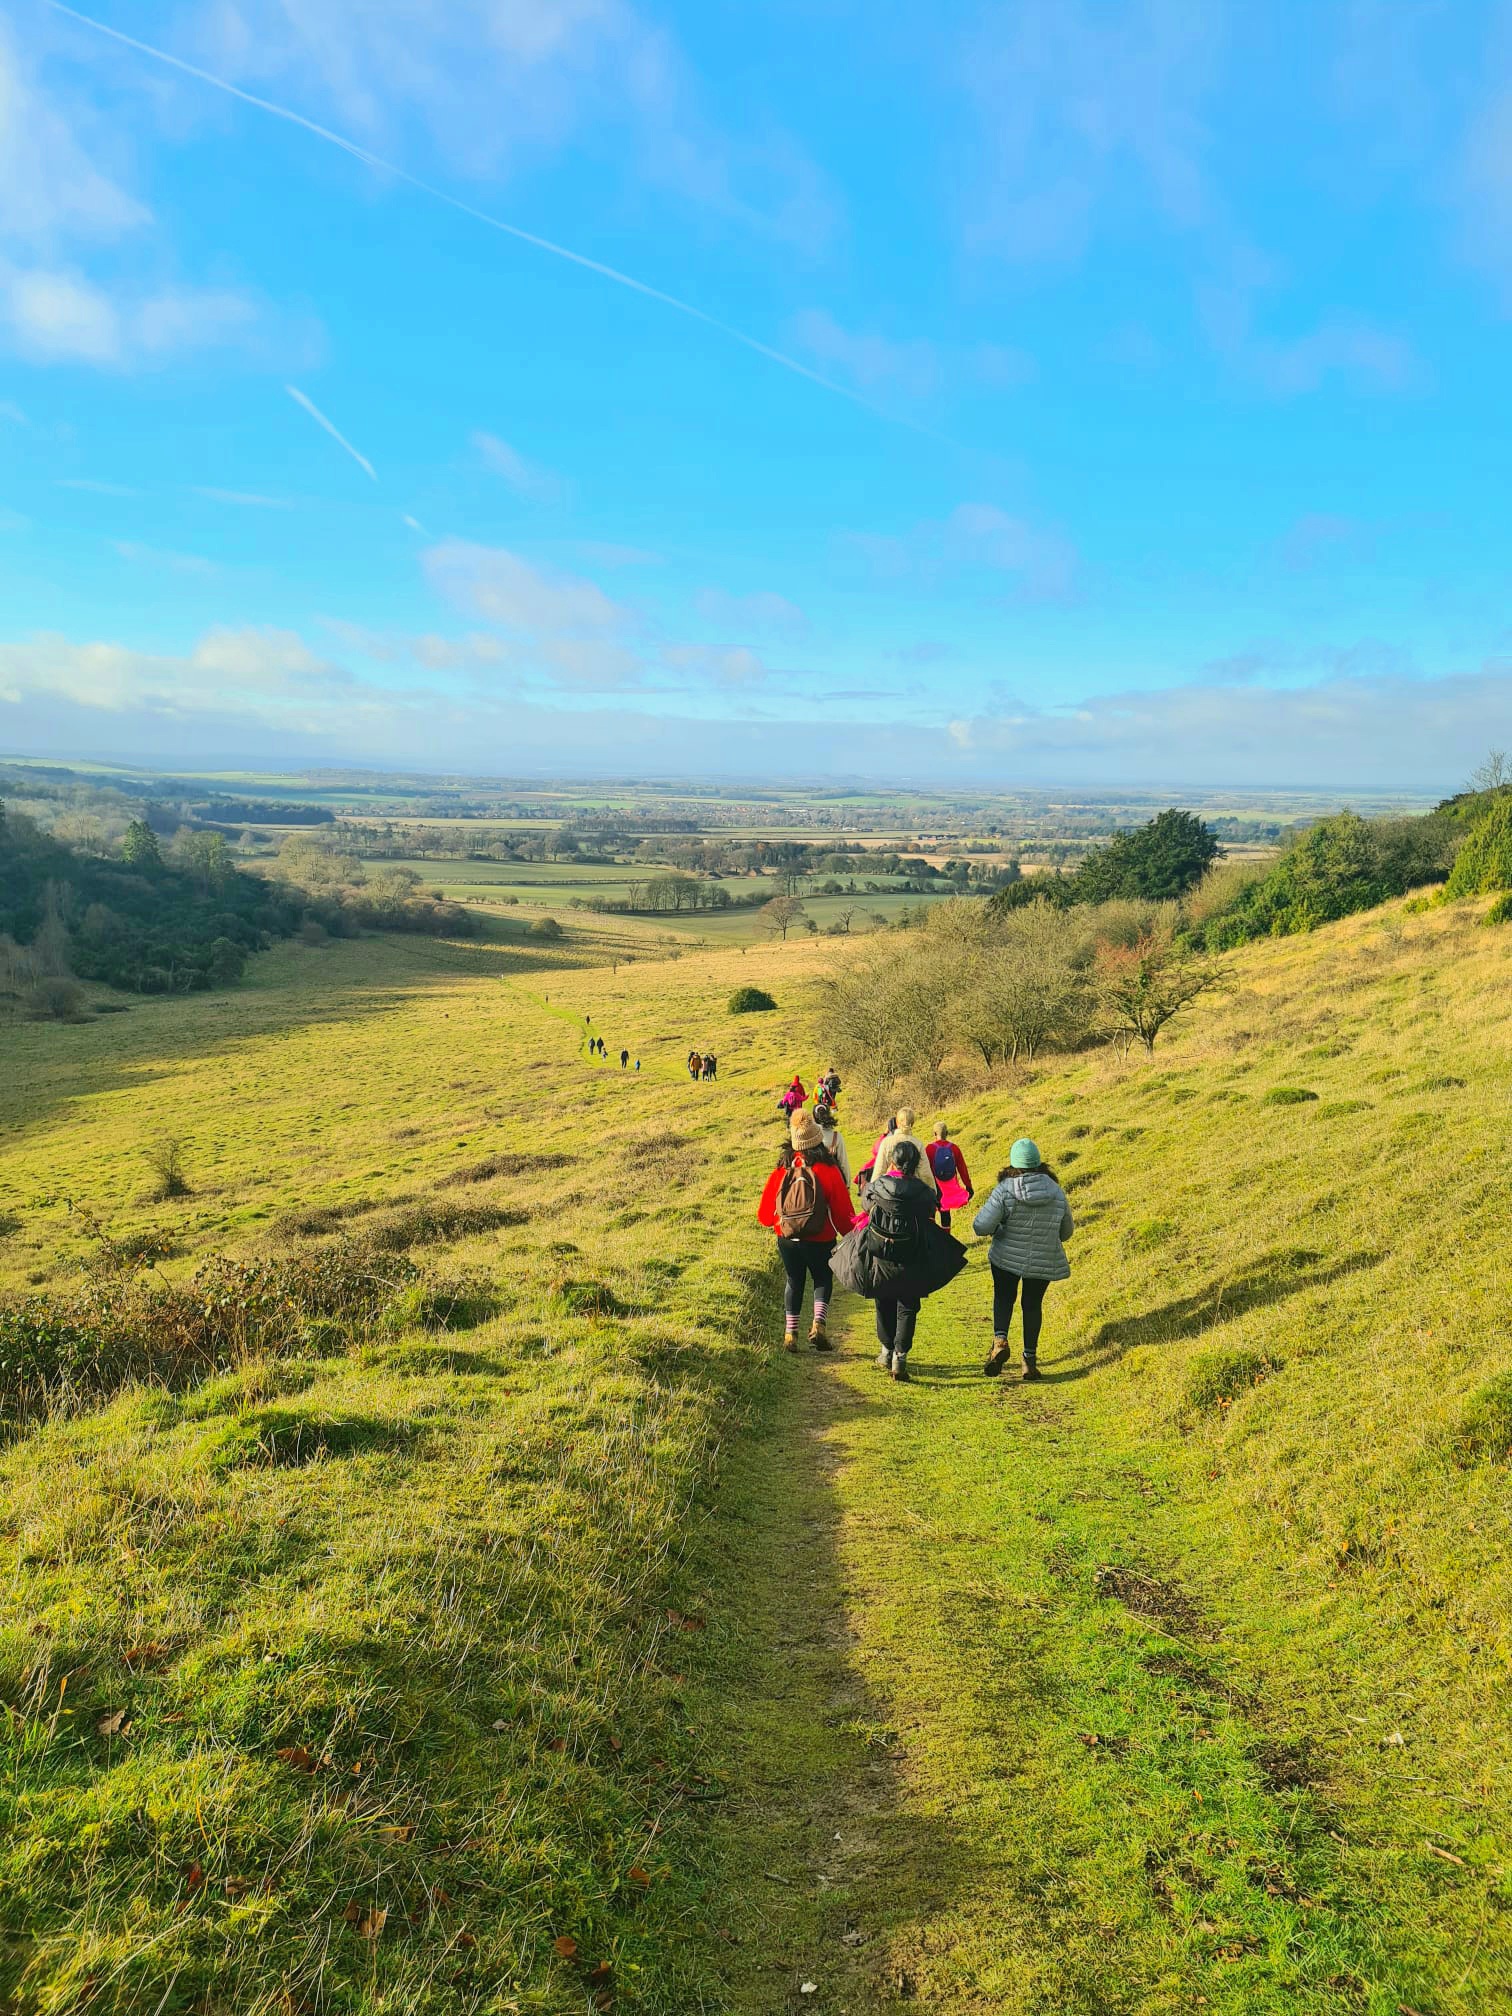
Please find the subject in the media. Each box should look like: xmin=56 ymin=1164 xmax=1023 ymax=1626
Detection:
xmin=833 ymin=1139 xmax=966 ymax=1382
xmin=758 ymin=1110 xmax=856 ymax=1352
xmin=814 ymin=1102 xmax=852 ymax=1186
xmin=635 ymin=1058 xmax=641 ymax=1071
xmin=620 ymin=1048 xmax=630 ymax=1069
xmin=703 ymin=1053 xmax=717 ymax=1081
xmin=927 ymin=1123 xmax=974 ymax=1230
xmin=818 ymin=1067 xmax=842 ymax=1109
xmin=973 ymin=1139 xmax=1074 ymax=1383
xmin=871 ymin=1107 xmax=939 ymax=1198
xmin=778 ymin=1074 xmax=807 ymax=1118
xmin=688 ymin=1050 xmax=703 ymax=1082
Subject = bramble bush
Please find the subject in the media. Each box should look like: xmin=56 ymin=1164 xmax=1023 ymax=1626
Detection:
xmin=729 ymin=985 xmax=777 ymax=1013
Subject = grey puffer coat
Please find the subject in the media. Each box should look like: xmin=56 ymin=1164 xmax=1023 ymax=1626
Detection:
xmin=972 ymin=1170 xmax=1074 ymax=1281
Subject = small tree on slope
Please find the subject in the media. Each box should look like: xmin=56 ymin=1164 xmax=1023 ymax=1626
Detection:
xmin=1095 ymin=930 xmax=1230 ymax=1055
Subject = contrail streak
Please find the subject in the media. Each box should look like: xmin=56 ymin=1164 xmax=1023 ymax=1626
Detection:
xmin=286 ymin=385 xmax=377 ymax=481
xmin=46 ymin=1 xmax=877 ymax=415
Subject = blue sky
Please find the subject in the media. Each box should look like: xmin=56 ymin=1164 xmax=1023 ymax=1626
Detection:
xmin=3 ymin=0 xmax=1512 ymax=788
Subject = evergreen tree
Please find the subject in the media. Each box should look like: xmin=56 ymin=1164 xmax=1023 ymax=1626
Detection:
xmin=1072 ymin=809 xmax=1221 ymax=903
xmin=120 ymin=819 xmax=163 ymax=871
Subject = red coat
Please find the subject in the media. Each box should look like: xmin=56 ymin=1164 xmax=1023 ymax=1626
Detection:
xmin=757 ymin=1155 xmax=857 ymax=1244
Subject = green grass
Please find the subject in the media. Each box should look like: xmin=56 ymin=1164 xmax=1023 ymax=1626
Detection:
xmin=1 ymin=899 xmax=1510 ymax=2010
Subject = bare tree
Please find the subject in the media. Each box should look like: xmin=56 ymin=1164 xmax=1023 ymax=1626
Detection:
xmin=759 ymin=895 xmax=806 ymax=940
xmin=1470 ymin=749 xmax=1510 ymax=793
xmin=1094 ymin=931 xmax=1230 ymax=1055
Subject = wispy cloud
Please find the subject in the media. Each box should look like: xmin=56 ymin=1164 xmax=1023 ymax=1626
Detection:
xmin=56 ymin=476 xmax=140 ymax=496
xmin=424 ymin=540 xmax=630 ymax=637
xmin=285 ymin=384 xmax=377 ymax=482
xmin=663 ymin=642 xmax=770 ymax=687
xmin=111 ymin=538 xmax=218 ymax=576
xmin=843 ymin=501 xmax=1078 ymax=603
xmin=191 ymin=486 xmax=294 ymax=509
xmin=472 ymin=431 xmax=566 ymax=504
xmin=694 ymin=587 xmax=807 ymax=635
xmin=788 ymin=310 xmax=1035 ymax=402
xmin=49 ymin=5 xmax=868 ymax=416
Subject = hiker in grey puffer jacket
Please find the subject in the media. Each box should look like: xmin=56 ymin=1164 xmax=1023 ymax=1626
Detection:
xmin=972 ymin=1138 xmax=1073 ymax=1383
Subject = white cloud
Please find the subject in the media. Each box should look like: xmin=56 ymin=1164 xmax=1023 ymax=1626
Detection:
xmin=788 ymin=311 xmax=1035 ymax=402
xmin=111 ymin=539 xmax=219 ymax=576
xmin=0 ymin=625 xmax=351 ymax=717
xmin=0 ymin=256 xmax=282 ymax=369
xmin=472 ymin=430 xmax=566 ymax=503
xmin=0 ymin=21 xmax=148 ymax=249
xmin=319 ymin=617 xmax=509 ymax=670
xmin=424 ymin=540 xmax=630 ymax=634
xmin=693 ymin=587 xmax=807 ymax=635
xmin=187 ymin=0 xmax=837 ymax=250
xmin=663 ymin=642 xmax=769 ymax=687
xmin=192 ymin=486 xmax=295 ymax=508
xmin=843 ymin=501 xmax=1078 ymax=602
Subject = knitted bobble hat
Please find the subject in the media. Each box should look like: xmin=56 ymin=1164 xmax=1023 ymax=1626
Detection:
xmin=1009 ymin=1137 xmax=1041 ymax=1169
xmin=790 ymin=1111 xmax=823 ymax=1152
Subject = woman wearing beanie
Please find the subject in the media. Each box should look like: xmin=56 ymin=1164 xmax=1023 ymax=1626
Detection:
xmin=972 ymin=1138 xmax=1074 ymax=1382
xmin=832 ymin=1138 xmax=968 ymax=1381
xmin=758 ymin=1109 xmax=857 ymax=1352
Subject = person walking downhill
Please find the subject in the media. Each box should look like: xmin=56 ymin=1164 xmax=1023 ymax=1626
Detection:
xmin=833 ymin=1139 xmax=967 ymax=1381
xmin=926 ymin=1123 xmax=974 ymax=1230
xmin=973 ymin=1139 xmax=1074 ymax=1382
xmin=814 ymin=1101 xmax=852 ymax=1185
xmin=758 ymin=1110 xmax=856 ymax=1353
xmin=702 ymin=1052 xmax=717 ymax=1081
xmin=870 ymin=1107 xmax=939 ymax=1198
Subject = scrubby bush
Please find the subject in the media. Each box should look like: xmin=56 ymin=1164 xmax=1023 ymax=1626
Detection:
xmin=1483 ymin=890 xmax=1512 ymax=926
xmin=728 ymin=985 xmax=776 ymax=1014
xmin=1263 ymin=1087 xmax=1319 ymax=1106
xmin=23 ymin=977 xmax=86 ymax=1021
xmin=1448 ymin=1371 xmax=1512 ymax=1465
xmin=1184 ymin=1347 xmax=1279 ymax=1411
xmin=528 ymin=916 xmax=564 ymax=940
xmin=1443 ymin=797 xmax=1512 ymax=901
xmin=144 ymin=1138 xmax=192 ymax=1200
xmin=1195 ymin=811 xmax=1458 ymax=949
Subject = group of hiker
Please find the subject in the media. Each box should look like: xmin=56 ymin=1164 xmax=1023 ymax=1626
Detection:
xmin=582 ymin=1016 xmax=638 ymax=1072
xmin=758 ymin=1073 xmax=1073 ymax=1383
xmin=687 ymin=1050 xmax=719 ymax=1081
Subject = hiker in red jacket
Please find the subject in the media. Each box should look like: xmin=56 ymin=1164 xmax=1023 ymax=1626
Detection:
xmin=926 ymin=1123 xmax=974 ymax=1230
xmin=758 ymin=1109 xmax=856 ymax=1353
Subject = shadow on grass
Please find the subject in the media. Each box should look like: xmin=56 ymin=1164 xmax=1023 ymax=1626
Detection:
xmin=687 ymin=1260 xmax=976 ymax=2010
xmin=1063 ymin=1246 xmax=1384 ymax=1374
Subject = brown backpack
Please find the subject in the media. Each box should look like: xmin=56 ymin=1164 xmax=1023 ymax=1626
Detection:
xmin=775 ymin=1158 xmax=830 ymax=1239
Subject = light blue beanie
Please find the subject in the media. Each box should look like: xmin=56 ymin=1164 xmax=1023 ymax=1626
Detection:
xmin=1009 ymin=1137 xmax=1041 ymax=1170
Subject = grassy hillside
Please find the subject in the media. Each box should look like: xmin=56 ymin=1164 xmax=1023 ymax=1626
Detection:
xmin=0 ymin=900 xmax=1508 ymax=2011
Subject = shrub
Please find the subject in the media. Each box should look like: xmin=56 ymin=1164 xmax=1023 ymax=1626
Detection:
xmin=1482 ymin=890 xmax=1512 ymax=926
xmin=1443 ymin=797 xmax=1512 ymax=899
xmin=728 ymin=985 xmax=777 ymax=1014
xmin=384 ymin=1273 xmax=501 ymax=1333
xmin=1263 ymin=1087 xmax=1319 ymax=1106
xmin=1448 ymin=1372 xmax=1512 ymax=1465
xmin=22 ymin=977 xmax=86 ymax=1021
xmin=1184 ymin=1347 xmax=1279 ymax=1411
xmin=145 ymin=1137 xmax=192 ymax=1200
xmin=529 ymin=916 xmax=564 ymax=940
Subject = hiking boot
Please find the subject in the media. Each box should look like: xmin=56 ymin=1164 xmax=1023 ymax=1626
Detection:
xmin=983 ymin=1338 xmax=1011 ymax=1378
xmin=809 ymin=1320 xmax=833 ymax=1352
xmin=1022 ymin=1356 xmax=1042 ymax=1382
xmin=783 ymin=1333 xmax=799 ymax=1354
xmin=875 ymin=1347 xmax=894 ymax=1373
xmin=890 ymin=1354 xmax=911 ymax=1383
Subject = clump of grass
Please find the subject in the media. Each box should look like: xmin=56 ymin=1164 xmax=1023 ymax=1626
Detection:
xmin=551 ymin=1277 xmax=632 ymax=1319
xmin=1184 ymin=1346 xmax=1280 ymax=1411
xmin=438 ymin=1151 xmax=572 ymax=1187
xmin=1262 ymin=1087 xmax=1318 ymax=1106
xmin=1318 ymin=1098 xmax=1370 ymax=1117
xmin=383 ymin=1271 xmax=502 ymax=1333
xmin=363 ymin=1199 xmax=529 ymax=1250
xmin=1125 ymin=1217 xmax=1176 ymax=1252
xmin=144 ymin=1136 xmax=192 ymax=1199
xmin=1482 ymin=890 xmax=1512 ymax=925
xmin=1447 ymin=1372 xmax=1512 ymax=1466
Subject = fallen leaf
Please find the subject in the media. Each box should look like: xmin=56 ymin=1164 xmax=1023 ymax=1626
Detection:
xmin=454 ymin=1930 xmax=477 ymax=1949
xmin=665 ymin=1609 xmax=706 ymax=1632
xmin=553 ymin=1934 xmax=579 ymax=1959
xmin=628 ymin=1864 xmax=651 ymax=1888
xmin=379 ymin=1823 xmax=416 ymax=1843
xmin=594 ymin=1996 xmax=613 ymax=2012
xmin=184 ymin=1862 xmax=203 ymax=1892
xmin=800 ymin=1984 xmax=818 ymax=1996
xmin=96 ymin=1709 xmax=129 ymax=1738
xmin=341 ymin=1901 xmax=363 ymax=1924
xmin=163 ymin=1712 xmax=186 ymax=1725
xmin=359 ymin=1906 xmax=388 ymax=1942
xmin=1424 ymin=1843 xmax=1467 ymax=1867
xmin=122 ymin=1642 xmax=168 ymax=1671
xmin=1078 ymin=1732 xmax=1100 ymax=1747
xmin=545 ymin=1737 xmax=566 ymax=1753
xmin=588 ymin=1962 xmax=613 ymax=1983
xmin=223 ymin=1878 xmax=248 ymax=1898
xmin=608 ymin=1736 xmax=623 ymax=1752
xmin=491 ymin=1718 xmax=511 ymax=1731
xmin=1383 ymin=1730 xmax=1407 ymax=1748
xmin=276 ymin=1745 xmax=318 ymax=1773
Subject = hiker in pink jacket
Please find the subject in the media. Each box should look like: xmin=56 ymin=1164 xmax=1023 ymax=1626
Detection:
xmin=926 ymin=1123 xmax=974 ymax=1230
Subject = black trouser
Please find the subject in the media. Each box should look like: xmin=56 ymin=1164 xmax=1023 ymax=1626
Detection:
xmin=875 ymin=1294 xmax=919 ymax=1356
xmin=777 ymin=1238 xmax=833 ymax=1318
xmin=991 ymin=1265 xmax=1050 ymax=1356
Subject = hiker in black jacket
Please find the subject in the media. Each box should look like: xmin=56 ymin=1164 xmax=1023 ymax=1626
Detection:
xmin=832 ymin=1139 xmax=967 ymax=1382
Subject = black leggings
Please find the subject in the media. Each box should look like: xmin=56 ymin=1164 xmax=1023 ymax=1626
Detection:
xmin=875 ymin=1294 xmax=919 ymax=1355
xmin=991 ymin=1265 xmax=1050 ymax=1355
xmin=778 ymin=1238 xmax=833 ymax=1318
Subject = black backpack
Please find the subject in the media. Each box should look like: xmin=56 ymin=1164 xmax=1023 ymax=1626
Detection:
xmin=865 ymin=1185 xmax=923 ymax=1267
